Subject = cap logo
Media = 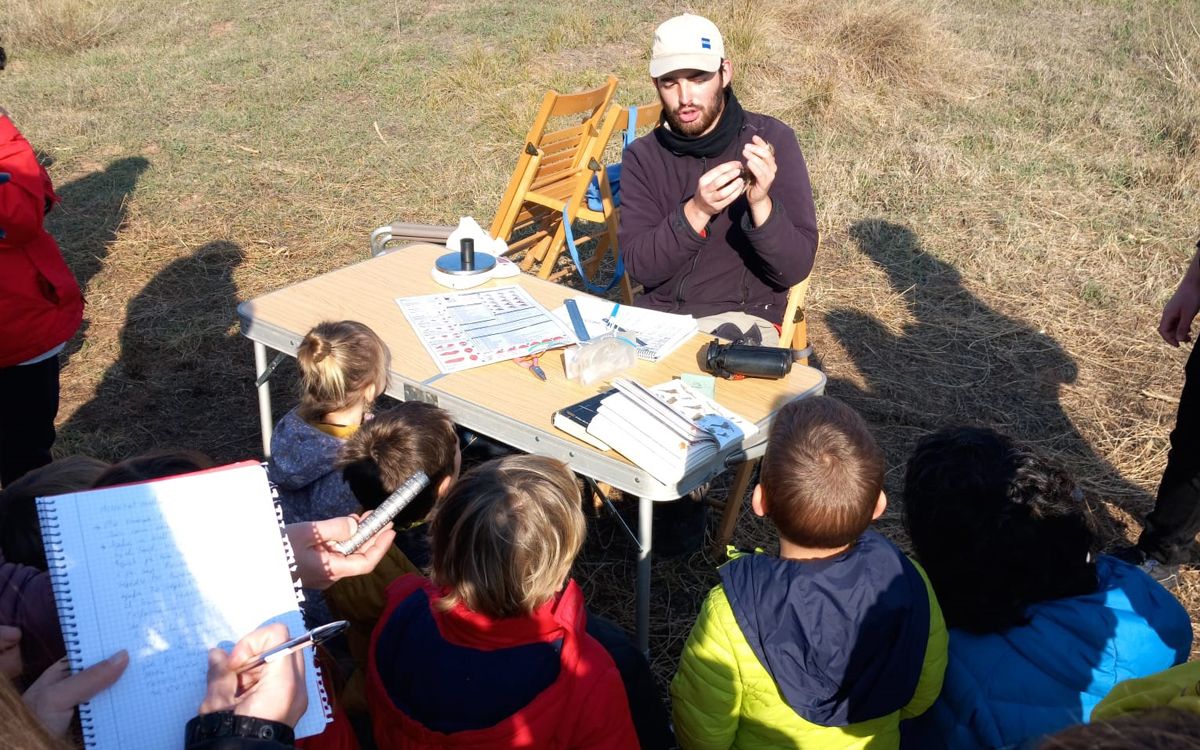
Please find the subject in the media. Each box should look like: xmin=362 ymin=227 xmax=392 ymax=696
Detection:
xmin=701 ymin=37 xmax=712 ymax=49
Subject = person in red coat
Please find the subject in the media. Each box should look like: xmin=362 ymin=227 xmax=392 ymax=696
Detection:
xmin=367 ymin=455 xmax=643 ymax=749
xmin=0 ymin=93 xmax=83 ymax=485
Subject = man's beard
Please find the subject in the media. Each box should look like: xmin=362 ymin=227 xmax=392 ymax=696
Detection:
xmin=664 ymin=88 xmax=726 ymax=137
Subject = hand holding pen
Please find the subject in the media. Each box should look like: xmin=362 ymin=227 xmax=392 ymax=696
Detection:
xmin=200 ymin=623 xmax=308 ymax=728
xmin=235 ymin=621 xmax=348 ymax=675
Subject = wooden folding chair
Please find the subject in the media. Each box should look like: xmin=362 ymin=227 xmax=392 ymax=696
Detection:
xmin=709 ymin=241 xmax=819 ymax=557
xmin=574 ymin=101 xmax=662 ymax=304
xmin=489 ymin=76 xmax=618 ymax=279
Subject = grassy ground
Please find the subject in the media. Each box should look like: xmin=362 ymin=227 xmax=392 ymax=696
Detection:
xmin=3 ymin=0 xmax=1199 ymax=692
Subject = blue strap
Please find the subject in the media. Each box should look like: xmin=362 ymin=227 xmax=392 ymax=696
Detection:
xmin=562 ymin=203 xmax=624 ymax=294
xmin=564 ymin=105 xmax=636 ymax=294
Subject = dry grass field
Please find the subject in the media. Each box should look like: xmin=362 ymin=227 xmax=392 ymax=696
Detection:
xmin=3 ymin=0 xmax=1200 ymax=689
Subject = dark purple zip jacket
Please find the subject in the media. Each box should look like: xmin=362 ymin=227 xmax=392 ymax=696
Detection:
xmin=617 ymin=111 xmax=818 ymax=325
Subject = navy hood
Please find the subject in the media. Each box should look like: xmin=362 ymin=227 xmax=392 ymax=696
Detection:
xmin=720 ymin=530 xmax=931 ymax=726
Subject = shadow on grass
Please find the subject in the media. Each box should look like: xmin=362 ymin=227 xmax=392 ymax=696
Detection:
xmin=47 ymin=156 xmax=150 ymax=365
xmin=822 ymin=218 xmax=1137 ymax=539
xmin=58 ymin=241 xmax=258 ymax=462
xmin=580 ymin=219 xmax=1145 ymax=693
xmin=49 ymin=156 xmax=150 ymax=293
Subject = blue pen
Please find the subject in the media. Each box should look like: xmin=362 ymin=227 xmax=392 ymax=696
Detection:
xmin=606 ymin=304 xmax=647 ymax=347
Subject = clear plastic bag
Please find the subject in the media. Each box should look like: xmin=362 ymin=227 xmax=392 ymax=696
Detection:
xmin=563 ymin=335 xmax=638 ymax=385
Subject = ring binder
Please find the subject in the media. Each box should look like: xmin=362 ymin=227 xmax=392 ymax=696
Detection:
xmin=36 ymin=501 xmax=96 ymax=741
xmin=35 ymin=461 xmax=331 ymax=748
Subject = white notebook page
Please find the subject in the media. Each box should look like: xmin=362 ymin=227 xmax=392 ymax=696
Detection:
xmin=39 ymin=462 xmax=329 ymax=749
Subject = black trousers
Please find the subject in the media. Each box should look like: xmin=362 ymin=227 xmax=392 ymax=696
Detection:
xmin=587 ymin=615 xmax=676 ymax=750
xmin=0 ymin=355 xmax=60 ymax=487
xmin=1139 ymin=344 xmax=1200 ymax=564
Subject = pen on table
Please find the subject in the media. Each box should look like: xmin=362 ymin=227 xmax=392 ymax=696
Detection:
xmin=607 ymin=304 xmax=647 ymax=347
xmin=235 ymin=620 xmax=349 ymax=674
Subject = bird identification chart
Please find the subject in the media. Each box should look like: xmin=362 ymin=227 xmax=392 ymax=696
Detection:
xmin=396 ymin=285 xmax=576 ymax=373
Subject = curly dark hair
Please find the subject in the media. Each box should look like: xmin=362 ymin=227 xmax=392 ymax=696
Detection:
xmin=903 ymin=426 xmax=1098 ymax=633
xmin=338 ymin=401 xmax=458 ymax=528
xmin=1041 ymin=708 xmax=1200 ymax=749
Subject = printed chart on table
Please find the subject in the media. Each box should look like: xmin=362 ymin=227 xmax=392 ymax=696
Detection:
xmin=396 ymin=285 xmax=576 ymax=373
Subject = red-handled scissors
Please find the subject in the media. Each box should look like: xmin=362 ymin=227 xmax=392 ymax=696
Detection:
xmin=514 ymin=350 xmax=547 ymax=381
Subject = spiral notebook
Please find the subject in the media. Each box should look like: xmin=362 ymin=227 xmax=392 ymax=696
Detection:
xmin=551 ymin=297 xmax=698 ymax=362
xmin=37 ymin=461 xmax=332 ymax=749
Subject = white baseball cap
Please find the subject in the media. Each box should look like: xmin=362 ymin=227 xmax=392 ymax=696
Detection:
xmin=649 ymin=14 xmax=725 ymax=79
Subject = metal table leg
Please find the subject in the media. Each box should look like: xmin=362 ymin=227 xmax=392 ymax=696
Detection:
xmin=254 ymin=342 xmax=274 ymax=458
xmin=637 ymin=494 xmax=653 ymax=656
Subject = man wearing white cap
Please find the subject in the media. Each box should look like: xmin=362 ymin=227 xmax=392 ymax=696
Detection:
xmin=618 ymin=13 xmax=818 ymax=346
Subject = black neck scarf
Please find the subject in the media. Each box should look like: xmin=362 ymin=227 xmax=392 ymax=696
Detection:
xmin=654 ymin=87 xmax=745 ymax=159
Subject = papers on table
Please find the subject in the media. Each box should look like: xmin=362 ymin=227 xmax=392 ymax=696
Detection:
xmin=396 ymin=285 xmax=576 ymax=373
xmin=551 ymin=297 xmax=697 ymax=362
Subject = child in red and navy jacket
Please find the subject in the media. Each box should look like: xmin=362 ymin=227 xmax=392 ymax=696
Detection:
xmin=366 ymin=455 xmax=642 ymax=749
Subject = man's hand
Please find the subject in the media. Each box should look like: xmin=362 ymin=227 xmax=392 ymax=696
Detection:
xmin=684 ymin=161 xmax=745 ymax=233
xmin=742 ymin=136 xmax=776 ymax=221
xmin=1159 ymin=250 xmax=1200 ymax=347
xmin=0 ymin=625 xmax=21 ymax=680
xmin=23 ymin=652 xmax=129 ymax=736
xmin=287 ymin=515 xmax=396 ymax=591
xmin=200 ymin=623 xmax=307 ymax=728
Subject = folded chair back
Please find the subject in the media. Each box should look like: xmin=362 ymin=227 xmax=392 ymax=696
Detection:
xmin=567 ymin=101 xmax=663 ymax=303
xmin=489 ymin=76 xmax=618 ymax=279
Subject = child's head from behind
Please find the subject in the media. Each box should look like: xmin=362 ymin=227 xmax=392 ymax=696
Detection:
xmin=430 ymin=455 xmax=583 ymax=618
xmin=0 ymin=456 xmax=110 ymax=570
xmin=757 ymin=396 xmax=886 ymax=550
xmin=296 ymin=320 xmax=390 ymax=422
xmin=338 ymin=402 xmax=459 ymax=526
xmin=903 ymin=426 xmax=1097 ymax=633
xmin=92 ymin=449 xmax=215 ymax=488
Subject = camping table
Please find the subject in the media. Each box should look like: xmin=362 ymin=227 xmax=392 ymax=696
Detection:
xmin=237 ymin=243 xmax=826 ymax=653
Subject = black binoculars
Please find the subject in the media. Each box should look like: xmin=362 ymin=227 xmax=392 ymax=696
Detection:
xmin=702 ymin=339 xmax=794 ymax=380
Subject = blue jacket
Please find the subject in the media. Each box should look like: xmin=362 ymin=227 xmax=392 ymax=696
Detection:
xmin=900 ymin=555 xmax=1192 ymax=749
xmin=267 ymin=407 xmax=357 ymax=524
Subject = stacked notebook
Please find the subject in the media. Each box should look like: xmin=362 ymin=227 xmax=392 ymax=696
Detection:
xmin=553 ymin=387 xmax=617 ymax=451
xmin=551 ymin=297 xmax=697 ymax=362
xmin=556 ymin=379 xmax=757 ymax=484
xmin=37 ymin=462 xmax=332 ymax=749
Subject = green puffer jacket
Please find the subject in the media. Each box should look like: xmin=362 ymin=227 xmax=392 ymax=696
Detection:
xmin=671 ymin=532 xmax=948 ymax=750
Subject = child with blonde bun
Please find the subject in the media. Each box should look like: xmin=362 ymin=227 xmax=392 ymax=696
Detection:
xmin=268 ymin=320 xmax=390 ymax=524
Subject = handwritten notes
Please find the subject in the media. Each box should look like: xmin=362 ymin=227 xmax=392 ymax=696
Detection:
xmin=38 ymin=462 xmax=329 ymax=749
xmin=396 ymin=285 xmax=576 ymax=373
